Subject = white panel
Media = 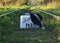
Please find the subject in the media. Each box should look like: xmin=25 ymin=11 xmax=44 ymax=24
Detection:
xmin=20 ymin=15 xmax=39 ymax=29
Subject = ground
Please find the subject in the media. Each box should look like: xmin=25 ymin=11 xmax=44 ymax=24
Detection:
xmin=0 ymin=6 xmax=60 ymax=43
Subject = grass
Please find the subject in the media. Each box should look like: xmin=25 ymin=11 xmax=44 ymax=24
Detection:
xmin=0 ymin=6 xmax=21 ymax=15
xmin=40 ymin=6 xmax=60 ymax=16
xmin=0 ymin=6 xmax=60 ymax=43
xmin=45 ymin=7 xmax=60 ymax=16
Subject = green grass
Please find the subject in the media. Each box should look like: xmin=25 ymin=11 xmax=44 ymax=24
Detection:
xmin=0 ymin=6 xmax=21 ymax=15
xmin=45 ymin=7 xmax=60 ymax=16
xmin=39 ymin=6 xmax=60 ymax=16
xmin=0 ymin=6 xmax=60 ymax=43
xmin=0 ymin=42 xmax=3 ymax=43
xmin=0 ymin=8 xmax=15 ymax=15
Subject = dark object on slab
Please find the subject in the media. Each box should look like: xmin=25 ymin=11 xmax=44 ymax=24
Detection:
xmin=30 ymin=13 xmax=42 ymax=27
xmin=29 ymin=13 xmax=45 ymax=29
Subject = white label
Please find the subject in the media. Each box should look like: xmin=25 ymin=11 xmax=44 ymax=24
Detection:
xmin=20 ymin=15 xmax=39 ymax=29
